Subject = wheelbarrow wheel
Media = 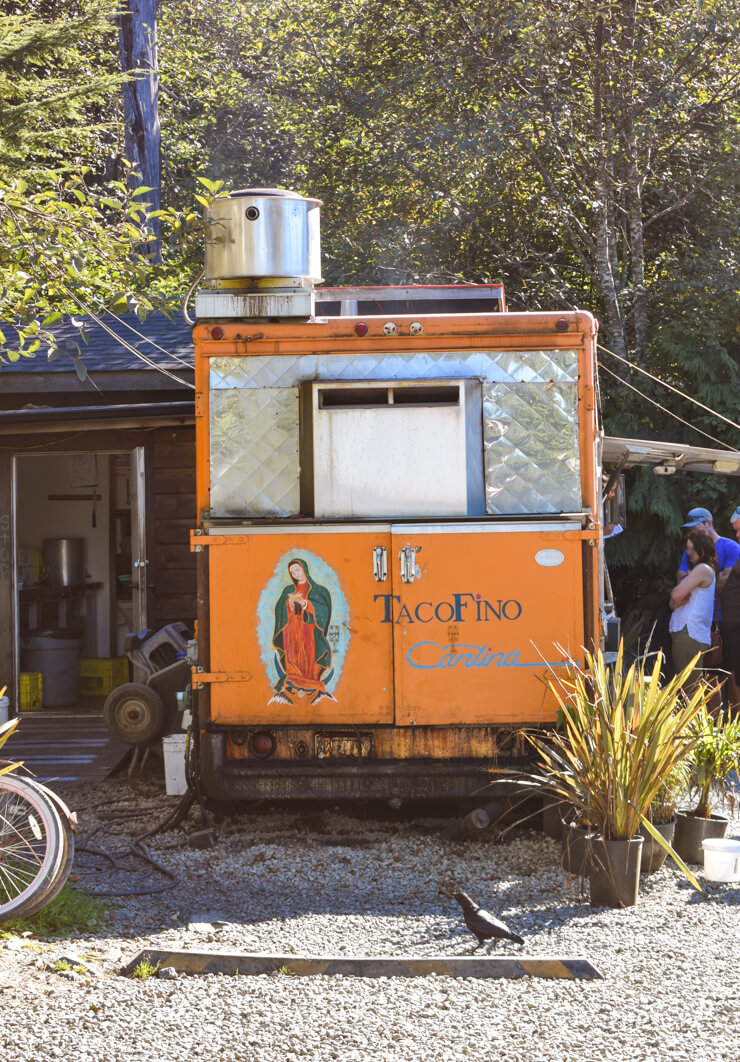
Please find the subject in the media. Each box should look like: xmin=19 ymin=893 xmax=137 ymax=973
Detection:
xmin=103 ymin=682 xmax=167 ymax=746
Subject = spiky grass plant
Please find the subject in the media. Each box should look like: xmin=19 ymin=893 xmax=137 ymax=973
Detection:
xmin=687 ymin=703 xmax=740 ymax=818
xmin=530 ymin=643 xmax=709 ymax=844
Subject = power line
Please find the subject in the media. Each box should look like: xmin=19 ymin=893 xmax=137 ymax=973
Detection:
xmin=60 ymin=286 xmax=195 ymax=391
xmin=598 ymin=361 xmax=735 ymax=450
xmin=99 ymin=311 xmax=193 ymax=370
xmin=598 ymin=343 xmax=740 ymax=434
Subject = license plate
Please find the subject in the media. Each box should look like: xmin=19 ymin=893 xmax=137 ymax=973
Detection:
xmin=315 ymin=732 xmax=374 ymax=759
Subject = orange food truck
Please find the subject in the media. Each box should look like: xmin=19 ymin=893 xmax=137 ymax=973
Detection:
xmin=189 ymin=188 xmax=610 ymax=804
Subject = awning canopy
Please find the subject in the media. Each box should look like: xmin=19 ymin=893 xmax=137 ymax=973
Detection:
xmin=603 ymin=436 xmax=740 ymax=476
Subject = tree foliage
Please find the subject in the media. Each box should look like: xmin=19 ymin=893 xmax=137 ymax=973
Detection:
xmin=0 ymin=1 xmax=200 ymax=364
xmin=155 ymin=0 xmax=740 ymax=602
xmin=0 ymin=0 xmax=738 ymax=603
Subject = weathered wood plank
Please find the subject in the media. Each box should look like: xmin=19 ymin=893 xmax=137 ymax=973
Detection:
xmin=153 ymin=441 xmax=196 ymax=469
xmin=154 ymin=519 xmax=195 ymax=546
xmin=153 ymin=467 xmax=196 ymax=493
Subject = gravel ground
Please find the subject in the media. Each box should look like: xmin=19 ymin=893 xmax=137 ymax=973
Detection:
xmin=1 ymin=770 xmax=739 ymax=1062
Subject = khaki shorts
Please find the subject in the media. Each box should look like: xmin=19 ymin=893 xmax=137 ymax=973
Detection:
xmin=671 ymin=625 xmax=709 ymax=687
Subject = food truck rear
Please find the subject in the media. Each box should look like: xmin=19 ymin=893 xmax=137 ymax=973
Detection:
xmin=190 ymin=189 xmax=603 ymax=803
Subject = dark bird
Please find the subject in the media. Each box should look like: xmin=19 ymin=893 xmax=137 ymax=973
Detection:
xmin=451 ymin=889 xmax=525 ymax=952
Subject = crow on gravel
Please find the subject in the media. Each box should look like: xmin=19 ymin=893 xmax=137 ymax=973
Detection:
xmin=449 ymin=889 xmax=525 ymax=952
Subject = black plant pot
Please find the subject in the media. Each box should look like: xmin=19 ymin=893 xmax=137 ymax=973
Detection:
xmin=542 ymin=800 xmax=575 ymax=840
xmin=589 ymin=836 xmax=643 ymax=908
xmin=542 ymin=801 xmax=565 ymax=840
xmin=561 ymin=822 xmax=595 ymax=878
xmin=639 ymin=819 xmax=676 ymax=875
xmin=673 ymin=811 xmax=729 ymax=866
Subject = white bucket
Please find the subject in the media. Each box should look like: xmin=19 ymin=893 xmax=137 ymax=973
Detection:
xmin=162 ymin=733 xmax=188 ymax=796
xmin=702 ymin=837 xmax=740 ymax=882
xmin=0 ymin=695 xmax=9 ymax=725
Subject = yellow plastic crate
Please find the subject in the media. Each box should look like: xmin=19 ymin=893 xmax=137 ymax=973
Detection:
xmin=20 ymin=672 xmax=43 ymax=712
xmin=79 ymin=658 xmax=129 ymax=696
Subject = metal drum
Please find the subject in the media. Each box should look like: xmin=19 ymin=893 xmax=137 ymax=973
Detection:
xmin=42 ymin=537 xmax=84 ymax=586
xmin=204 ymin=188 xmax=322 ymax=284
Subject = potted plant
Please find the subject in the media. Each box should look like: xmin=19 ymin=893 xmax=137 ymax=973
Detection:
xmin=673 ymin=704 xmax=740 ymax=864
xmin=527 ymin=643 xmax=705 ymax=907
xmin=638 ymin=761 xmax=689 ymax=874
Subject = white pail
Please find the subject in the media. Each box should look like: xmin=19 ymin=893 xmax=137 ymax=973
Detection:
xmin=0 ymin=695 xmax=9 ymax=725
xmin=702 ymin=837 xmax=740 ymax=882
xmin=162 ymin=733 xmax=188 ymax=796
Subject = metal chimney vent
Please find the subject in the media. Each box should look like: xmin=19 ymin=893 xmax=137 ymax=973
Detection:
xmin=196 ymin=188 xmax=322 ymax=320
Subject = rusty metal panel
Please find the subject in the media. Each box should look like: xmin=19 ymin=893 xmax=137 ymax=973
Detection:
xmin=224 ymin=725 xmax=530 ymax=761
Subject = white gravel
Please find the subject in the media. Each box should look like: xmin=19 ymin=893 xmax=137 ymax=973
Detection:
xmin=1 ymin=773 xmax=739 ymax=1061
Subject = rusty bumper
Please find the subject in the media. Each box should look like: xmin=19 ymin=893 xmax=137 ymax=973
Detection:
xmin=198 ymin=732 xmax=526 ymax=802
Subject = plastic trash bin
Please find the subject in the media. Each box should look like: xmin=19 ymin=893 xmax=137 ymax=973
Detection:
xmin=21 ymin=632 xmax=82 ymax=707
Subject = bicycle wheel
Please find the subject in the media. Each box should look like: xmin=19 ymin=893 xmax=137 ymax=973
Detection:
xmin=0 ymin=773 xmax=66 ymax=922
xmin=6 ymin=778 xmax=76 ymax=919
xmin=14 ymin=810 xmax=75 ymax=917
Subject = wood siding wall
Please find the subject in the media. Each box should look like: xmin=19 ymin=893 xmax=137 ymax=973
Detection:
xmin=148 ymin=427 xmax=197 ymax=630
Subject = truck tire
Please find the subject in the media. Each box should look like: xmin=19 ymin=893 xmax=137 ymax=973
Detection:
xmin=103 ymin=683 xmax=167 ymax=746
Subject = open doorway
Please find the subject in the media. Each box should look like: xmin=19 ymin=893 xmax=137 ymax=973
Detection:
xmin=13 ymin=448 xmax=148 ymax=713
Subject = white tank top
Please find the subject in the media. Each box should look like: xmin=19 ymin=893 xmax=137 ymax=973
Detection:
xmin=669 ymin=568 xmax=715 ymax=645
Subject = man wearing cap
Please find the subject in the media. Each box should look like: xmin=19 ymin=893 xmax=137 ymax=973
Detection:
xmin=718 ymin=507 xmax=740 ymax=707
xmin=677 ymin=507 xmax=740 ymax=699
xmin=676 ymin=507 xmax=740 ymax=593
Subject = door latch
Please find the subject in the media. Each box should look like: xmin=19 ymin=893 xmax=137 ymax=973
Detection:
xmin=372 ymin=546 xmax=388 ymax=582
xmin=399 ymin=545 xmax=422 ymax=583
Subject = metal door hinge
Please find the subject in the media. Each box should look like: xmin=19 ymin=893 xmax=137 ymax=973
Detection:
xmin=192 ymin=668 xmax=253 ymax=689
xmin=190 ymin=531 xmax=250 ymax=551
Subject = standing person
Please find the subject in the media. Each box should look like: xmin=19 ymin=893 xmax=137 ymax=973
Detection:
xmin=676 ymin=507 xmax=740 ymax=675
xmin=676 ymin=507 xmax=740 ymax=594
xmin=719 ymin=506 xmax=740 ymax=711
xmin=669 ymin=529 xmax=718 ymax=690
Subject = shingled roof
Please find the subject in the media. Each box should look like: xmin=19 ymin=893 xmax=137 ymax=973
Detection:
xmin=0 ymin=313 xmax=194 ymax=377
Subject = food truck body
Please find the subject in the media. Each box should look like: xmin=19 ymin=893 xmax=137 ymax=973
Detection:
xmin=191 ymin=189 xmax=604 ymax=803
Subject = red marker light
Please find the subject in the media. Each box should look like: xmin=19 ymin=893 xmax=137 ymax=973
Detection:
xmin=249 ymin=731 xmax=276 ymax=758
xmin=354 ymin=322 xmax=369 ymax=337
xmin=210 ymin=326 xmax=225 ymax=340
xmin=555 ymin=318 xmax=570 ymax=332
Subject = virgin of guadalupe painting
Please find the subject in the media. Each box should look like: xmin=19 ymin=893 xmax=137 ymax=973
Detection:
xmin=269 ymin=557 xmax=337 ymax=706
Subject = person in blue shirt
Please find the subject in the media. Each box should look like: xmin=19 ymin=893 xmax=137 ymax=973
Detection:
xmin=676 ymin=508 xmax=740 ymax=595
xmin=676 ymin=508 xmax=740 ymax=688
xmin=718 ymin=506 xmax=740 ymax=707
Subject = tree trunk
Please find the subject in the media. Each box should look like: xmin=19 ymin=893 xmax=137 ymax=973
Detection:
xmin=592 ymin=15 xmax=627 ymax=361
xmin=627 ymin=134 xmax=648 ymax=367
xmin=118 ymin=0 xmax=161 ymax=259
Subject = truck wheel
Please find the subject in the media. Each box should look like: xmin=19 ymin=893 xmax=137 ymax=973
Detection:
xmin=103 ymin=683 xmax=167 ymax=745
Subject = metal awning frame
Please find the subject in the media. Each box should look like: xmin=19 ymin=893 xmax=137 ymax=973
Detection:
xmin=602 ymin=435 xmax=740 ymax=477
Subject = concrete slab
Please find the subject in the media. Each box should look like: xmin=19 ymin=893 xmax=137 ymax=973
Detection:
xmin=122 ymin=949 xmax=603 ymax=980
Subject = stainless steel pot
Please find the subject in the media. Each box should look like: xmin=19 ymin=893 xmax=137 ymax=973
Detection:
xmin=42 ymin=537 xmax=84 ymax=586
xmin=204 ymin=188 xmax=322 ymax=284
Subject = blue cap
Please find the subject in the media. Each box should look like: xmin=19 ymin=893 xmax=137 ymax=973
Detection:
xmin=682 ymin=507 xmax=713 ymax=528
xmin=731 ymin=507 xmax=740 ymax=523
